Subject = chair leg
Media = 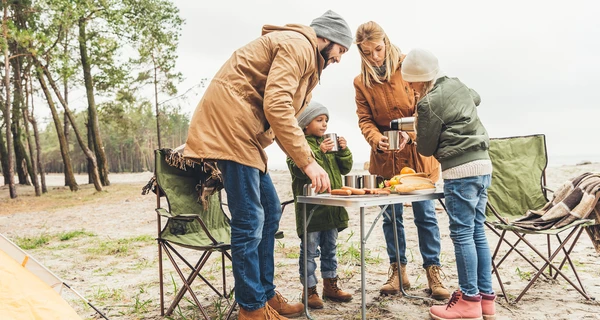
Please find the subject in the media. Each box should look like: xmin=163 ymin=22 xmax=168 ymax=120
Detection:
xmin=162 ymin=244 xmax=211 ymax=319
xmin=513 ymin=227 xmax=591 ymax=303
xmin=552 ymin=231 xmax=589 ymax=295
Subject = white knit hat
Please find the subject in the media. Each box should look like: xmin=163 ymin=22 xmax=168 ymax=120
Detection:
xmin=401 ymin=48 xmax=440 ymax=82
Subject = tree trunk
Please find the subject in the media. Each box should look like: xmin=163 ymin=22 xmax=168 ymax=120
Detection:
xmin=35 ymin=58 xmax=102 ymax=192
xmin=0 ymin=101 xmax=10 ymax=185
xmin=28 ymin=72 xmax=46 ymax=193
xmin=22 ymin=92 xmax=40 ymax=196
xmin=2 ymin=1 xmax=17 ymax=198
xmin=78 ymin=18 xmax=109 ymax=186
xmin=11 ymin=56 xmax=32 ymax=185
xmin=36 ymin=69 xmax=78 ymax=191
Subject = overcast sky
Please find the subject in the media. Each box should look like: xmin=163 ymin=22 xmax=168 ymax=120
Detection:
xmin=170 ymin=0 xmax=599 ymax=169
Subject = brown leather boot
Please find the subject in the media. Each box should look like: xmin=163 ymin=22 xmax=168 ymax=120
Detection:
xmin=425 ymin=265 xmax=451 ymax=300
xmin=379 ymin=262 xmax=410 ymax=295
xmin=302 ymin=286 xmax=324 ymax=309
xmin=267 ymin=291 xmax=304 ymax=318
xmin=322 ymin=276 xmax=353 ymax=302
xmin=239 ymin=303 xmax=289 ymax=320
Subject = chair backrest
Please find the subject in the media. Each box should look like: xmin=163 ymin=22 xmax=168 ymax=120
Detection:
xmin=486 ymin=134 xmax=549 ymax=219
xmin=155 ymin=149 xmax=230 ymax=248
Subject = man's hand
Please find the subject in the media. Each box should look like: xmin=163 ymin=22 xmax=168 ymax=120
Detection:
xmin=301 ymin=161 xmax=331 ymax=193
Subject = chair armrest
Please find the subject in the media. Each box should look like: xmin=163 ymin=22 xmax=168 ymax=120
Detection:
xmin=156 ymin=208 xmax=174 ymax=217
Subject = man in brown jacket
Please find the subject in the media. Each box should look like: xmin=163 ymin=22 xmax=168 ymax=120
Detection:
xmin=184 ymin=10 xmax=353 ymax=320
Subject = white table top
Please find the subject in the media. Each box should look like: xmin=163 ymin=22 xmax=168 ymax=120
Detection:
xmin=296 ymin=190 xmax=444 ymax=207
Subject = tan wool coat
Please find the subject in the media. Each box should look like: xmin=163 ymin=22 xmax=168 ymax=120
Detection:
xmin=353 ymin=57 xmax=441 ymax=182
xmin=184 ymin=24 xmax=325 ymax=172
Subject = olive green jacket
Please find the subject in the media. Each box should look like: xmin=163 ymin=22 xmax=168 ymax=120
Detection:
xmin=415 ymin=76 xmax=490 ymax=171
xmin=287 ymin=135 xmax=353 ymax=237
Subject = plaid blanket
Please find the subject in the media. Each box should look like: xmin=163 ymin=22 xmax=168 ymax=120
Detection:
xmin=511 ymin=172 xmax=600 ymax=230
xmin=141 ymin=144 xmax=224 ymax=207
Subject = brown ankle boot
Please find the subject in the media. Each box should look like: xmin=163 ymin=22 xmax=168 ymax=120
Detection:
xmin=267 ymin=291 xmax=304 ymax=318
xmin=429 ymin=290 xmax=483 ymax=320
xmin=480 ymin=292 xmax=496 ymax=320
xmin=302 ymin=286 xmax=324 ymax=309
xmin=322 ymin=276 xmax=352 ymax=302
xmin=239 ymin=303 xmax=289 ymax=320
xmin=426 ymin=265 xmax=451 ymax=300
xmin=379 ymin=262 xmax=410 ymax=295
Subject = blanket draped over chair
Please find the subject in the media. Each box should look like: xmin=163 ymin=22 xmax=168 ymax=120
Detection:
xmin=142 ymin=144 xmax=224 ymax=208
xmin=511 ymin=172 xmax=600 ymax=231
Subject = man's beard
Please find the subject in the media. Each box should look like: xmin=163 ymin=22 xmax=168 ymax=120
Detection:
xmin=320 ymin=42 xmax=335 ymax=69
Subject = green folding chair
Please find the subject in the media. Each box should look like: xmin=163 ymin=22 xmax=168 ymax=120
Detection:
xmin=485 ymin=134 xmax=597 ymax=303
xmin=154 ymin=149 xmax=235 ymax=319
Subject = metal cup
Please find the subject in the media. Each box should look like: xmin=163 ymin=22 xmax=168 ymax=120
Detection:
xmin=383 ymin=130 xmax=401 ymax=150
xmin=323 ymin=133 xmax=339 ymax=153
xmin=361 ymin=175 xmax=384 ymax=189
xmin=303 ymin=183 xmax=316 ymax=196
xmin=344 ymin=175 xmax=362 ymax=188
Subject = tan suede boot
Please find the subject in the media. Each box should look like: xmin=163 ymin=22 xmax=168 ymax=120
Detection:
xmin=302 ymin=286 xmax=324 ymax=309
xmin=426 ymin=265 xmax=451 ymax=300
xmin=267 ymin=291 xmax=304 ymax=318
xmin=429 ymin=290 xmax=483 ymax=320
xmin=239 ymin=303 xmax=289 ymax=320
xmin=322 ymin=276 xmax=353 ymax=302
xmin=379 ymin=262 xmax=410 ymax=295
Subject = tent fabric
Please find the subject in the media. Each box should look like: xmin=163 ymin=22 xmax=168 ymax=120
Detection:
xmin=0 ymin=245 xmax=81 ymax=320
xmin=155 ymin=149 xmax=231 ymax=249
xmin=485 ymin=134 xmax=549 ymax=219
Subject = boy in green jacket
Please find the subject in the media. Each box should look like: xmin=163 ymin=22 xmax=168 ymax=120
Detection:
xmin=286 ymin=101 xmax=353 ymax=309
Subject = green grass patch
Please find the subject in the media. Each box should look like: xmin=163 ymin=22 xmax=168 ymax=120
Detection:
xmin=85 ymin=235 xmax=154 ymax=257
xmin=13 ymin=229 xmax=95 ymax=250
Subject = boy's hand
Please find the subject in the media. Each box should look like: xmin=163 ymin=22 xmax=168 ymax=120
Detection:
xmin=338 ymin=136 xmax=347 ymax=150
xmin=320 ymin=137 xmax=335 ymax=153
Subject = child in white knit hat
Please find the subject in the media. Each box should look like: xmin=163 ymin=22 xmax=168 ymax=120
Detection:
xmin=402 ymin=48 xmax=496 ymax=320
xmin=287 ymin=101 xmax=354 ymax=309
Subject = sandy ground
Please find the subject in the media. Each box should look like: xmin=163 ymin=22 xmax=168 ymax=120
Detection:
xmin=1 ymin=165 xmax=600 ymax=320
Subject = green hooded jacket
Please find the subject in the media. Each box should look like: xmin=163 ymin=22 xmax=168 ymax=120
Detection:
xmin=287 ymin=135 xmax=353 ymax=237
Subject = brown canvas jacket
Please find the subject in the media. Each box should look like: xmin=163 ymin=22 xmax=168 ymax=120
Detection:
xmin=353 ymin=57 xmax=440 ymax=182
xmin=184 ymin=24 xmax=324 ymax=172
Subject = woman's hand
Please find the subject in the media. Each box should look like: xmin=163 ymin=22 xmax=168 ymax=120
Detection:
xmin=320 ymin=137 xmax=335 ymax=153
xmin=377 ymin=135 xmax=390 ymax=151
xmin=338 ymin=136 xmax=347 ymax=150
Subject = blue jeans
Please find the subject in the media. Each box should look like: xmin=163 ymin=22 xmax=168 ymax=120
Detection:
xmin=218 ymin=160 xmax=282 ymax=311
xmin=382 ymin=200 xmax=441 ymax=267
xmin=444 ymin=174 xmax=493 ymax=297
xmin=299 ymin=229 xmax=339 ymax=287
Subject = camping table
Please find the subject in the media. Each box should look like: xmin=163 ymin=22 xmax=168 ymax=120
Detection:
xmin=297 ymin=191 xmax=445 ymax=320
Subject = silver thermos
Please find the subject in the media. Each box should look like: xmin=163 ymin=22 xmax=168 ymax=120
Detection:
xmin=390 ymin=117 xmax=415 ymax=132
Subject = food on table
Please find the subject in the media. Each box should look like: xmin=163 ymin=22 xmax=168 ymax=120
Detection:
xmin=400 ymin=167 xmax=416 ymax=175
xmin=331 ymin=189 xmax=352 ymax=196
xmin=342 ymin=186 xmax=367 ymax=195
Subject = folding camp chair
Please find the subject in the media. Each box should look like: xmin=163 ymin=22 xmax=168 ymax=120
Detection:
xmin=485 ymin=134 xmax=597 ymax=303
xmin=154 ymin=149 xmax=236 ymax=319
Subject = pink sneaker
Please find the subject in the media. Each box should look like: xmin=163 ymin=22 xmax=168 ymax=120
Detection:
xmin=480 ymin=292 xmax=496 ymax=320
xmin=429 ymin=290 xmax=482 ymax=320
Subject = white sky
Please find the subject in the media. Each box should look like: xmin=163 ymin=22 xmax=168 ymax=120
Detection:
xmin=171 ymin=1 xmax=600 ymax=168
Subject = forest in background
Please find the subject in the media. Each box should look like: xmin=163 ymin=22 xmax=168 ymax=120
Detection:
xmin=0 ymin=0 xmax=198 ymax=198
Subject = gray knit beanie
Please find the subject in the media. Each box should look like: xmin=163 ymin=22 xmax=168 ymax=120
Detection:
xmin=310 ymin=10 xmax=353 ymax=50
xmin=297 ymin=101 xmax=329 ymax=129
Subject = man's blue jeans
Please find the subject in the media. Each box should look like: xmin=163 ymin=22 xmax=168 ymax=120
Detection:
xmin=382 ymin=200 xmax=441 ymax=268
xmin=299 ymin=229 xmax=339 ymax=288
xmin=444 ymin=174 xmax=493 ymax=297
xmin=218 ymin=160 xmax=282 ymax=311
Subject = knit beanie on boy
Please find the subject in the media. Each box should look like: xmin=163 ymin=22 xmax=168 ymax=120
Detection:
xmin=297 ymin=101 xmax=329 ymax=129
xmin=310 ymin=10 xmax=353 ymax=50
xmin=401 ymin=48 xmax=440 ymax=82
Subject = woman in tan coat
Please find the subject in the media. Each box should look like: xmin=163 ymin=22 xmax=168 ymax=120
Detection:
xmin=353 ymin=21 xmax=449 ymax=300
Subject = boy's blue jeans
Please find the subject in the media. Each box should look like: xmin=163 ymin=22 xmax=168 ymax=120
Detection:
xmin=298 ymin=229 xmax=339 ymax=287
xmin=444 ymin=174 xmax=493 ymax=297
xmin=218 ymin=160 xmax=282 ymax=311
xmin=381 ymin=200 xmax=441 ymax=268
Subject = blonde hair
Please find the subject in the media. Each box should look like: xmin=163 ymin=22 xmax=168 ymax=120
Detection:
xmin=416 ymin=80 xmax=436 ymax=103
xmin=355 ymin=21 xmax=401 ymax=87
